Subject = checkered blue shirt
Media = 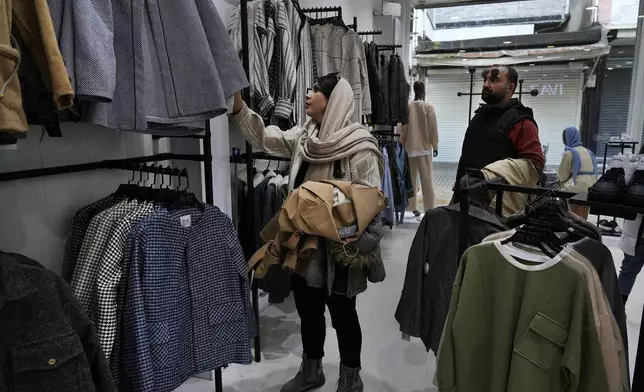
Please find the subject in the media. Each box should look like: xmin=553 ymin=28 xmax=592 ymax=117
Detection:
xmin=121 ymin=205 xmax=252 ymax=392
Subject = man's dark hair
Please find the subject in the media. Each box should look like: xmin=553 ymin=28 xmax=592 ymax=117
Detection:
xmin=413 ymin=81 xmax=425 ymax=96
xmin=506 ymin=66 xmax=519 ymax=88
xmin=482 ymin=65 xmax=519 ymax=90
xmin=317 ymin=73 xmax=340 ymax=100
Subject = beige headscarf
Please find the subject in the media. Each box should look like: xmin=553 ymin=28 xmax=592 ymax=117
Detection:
xmin=301 ymin=78 xmax=383 ymax=181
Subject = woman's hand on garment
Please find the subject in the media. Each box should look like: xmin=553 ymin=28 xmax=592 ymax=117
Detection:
xmin=232 ymin=91 xmax=243 ymax=115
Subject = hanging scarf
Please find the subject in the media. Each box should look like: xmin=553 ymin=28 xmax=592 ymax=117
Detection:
xmin=564 ymin=126 xmax=597 ymax=184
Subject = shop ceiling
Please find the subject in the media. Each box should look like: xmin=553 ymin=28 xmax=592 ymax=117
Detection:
xmin=411 ymin=0 xmax=531 ymax=8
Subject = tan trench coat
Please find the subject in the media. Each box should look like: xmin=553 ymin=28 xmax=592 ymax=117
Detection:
xmin=248 ymin=180 xmax=386 ymax=279
xmin=1 ymin=0 xmax=73 ymax=133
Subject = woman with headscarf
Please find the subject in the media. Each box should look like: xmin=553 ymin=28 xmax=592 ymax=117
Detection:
xmin=230 ymin=74 xmax=384 ymax=392
xmin=557 ymin=126 xmax=598 ymax=219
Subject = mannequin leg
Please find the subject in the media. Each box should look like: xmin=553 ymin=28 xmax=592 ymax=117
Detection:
xmin=416 ymin=154 xmax=435 ymax=210
xmin=408 ymin=157 xmax=420 ymax=212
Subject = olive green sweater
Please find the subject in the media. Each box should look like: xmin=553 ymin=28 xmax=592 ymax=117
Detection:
xmin=436 ymin=241 xmax=609 ymax=392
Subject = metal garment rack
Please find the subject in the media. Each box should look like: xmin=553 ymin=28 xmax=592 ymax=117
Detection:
xmin=377 ymin=44 xmax=402 ymax=52
xmin=0 ymin=125 xmax=223 ymax=388
xmin=301 ymin=6 xmax=342 ymax=20
xmin=457 ymin=179 xmax=644 ymax=391
xmin=456 ymin=67 xmax=538 ymax=124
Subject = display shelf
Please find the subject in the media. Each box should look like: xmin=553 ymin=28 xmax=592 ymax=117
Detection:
xmin=569 ymin=192 xmax=644 ymax=220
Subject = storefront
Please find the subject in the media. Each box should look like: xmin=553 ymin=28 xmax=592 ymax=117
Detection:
xmin=425 ymin=63 xmax=585 ymax=166
xmin=597 ymin=55 xmax=635 ymax=157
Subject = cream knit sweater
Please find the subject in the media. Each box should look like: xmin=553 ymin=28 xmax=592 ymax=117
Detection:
xmin=400 ymin=100 xmax=439 ymax=154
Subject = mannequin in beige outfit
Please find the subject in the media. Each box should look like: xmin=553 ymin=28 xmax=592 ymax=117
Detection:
xmin=400 ymin=81 xmax=439 ymax=214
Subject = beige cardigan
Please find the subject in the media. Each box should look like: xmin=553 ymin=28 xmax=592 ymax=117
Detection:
xmin=400 ymin=100 xmax=439 ymax=154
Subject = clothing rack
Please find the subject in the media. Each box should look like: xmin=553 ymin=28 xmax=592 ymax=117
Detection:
xmin=357 ymin=30 xmax=383 ymax=36
xmin=0 ymin=125 xmax=226 ymax=389
xmin=301 ymin=6 xmax=342 ymax=20
xmin=376 ymin=44 xmax=402 ymax=51
xmin=456 ymin=67 xmax=538 ymax=123
xmin=348 ymin=16 xmax=357 ymax=31
xmin=457 ymin=179 xmax=644 ymax=391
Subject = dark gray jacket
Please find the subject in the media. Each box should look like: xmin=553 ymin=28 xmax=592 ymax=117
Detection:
xmin=395 ymin=204 xmax=506 ymax=354
xmin=0 ymin=252 xmax=115 ymax=392
xmin=388 ymin=54 xmax=409 ymax=125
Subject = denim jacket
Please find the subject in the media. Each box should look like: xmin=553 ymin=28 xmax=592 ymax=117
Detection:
xmin=0 ymin=252 xmax=115 ymax=392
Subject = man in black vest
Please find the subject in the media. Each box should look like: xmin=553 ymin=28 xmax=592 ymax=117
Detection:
xmin=453 ymin=65 xmax=545 ymax=200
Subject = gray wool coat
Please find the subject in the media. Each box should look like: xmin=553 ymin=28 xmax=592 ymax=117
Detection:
xmin=231 ymin=102 xmax=385 ymax=297
xmin=50 ymin=0 xmax=248 ymax=133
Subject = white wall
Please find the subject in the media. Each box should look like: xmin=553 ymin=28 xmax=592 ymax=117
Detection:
xmin=298 ymin=0 xmax=381 ymax=31
xmin=0 ymin=0 xmax=239 ymax=275
xmin=0 ymin=126 xmax=185 ymax=274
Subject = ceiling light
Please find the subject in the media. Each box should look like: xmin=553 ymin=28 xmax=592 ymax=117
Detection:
xmin=543 ymin=74 xmax=548 ymax=77
xmin=608 ymin=67 xmax=614 ymax=70
xmin=459 ymin=49 xmax=466 ymax=53
xmin=570 ymin=58 xmax=576 ymax=61
xmin=529 ymin=63 xmax=535 ymax=66
xmin=583 ymin=48 xmax=591 ymax=51
xmin=503 ymin=41 xmax=512 ymax=44
xmin=547 ymin=45 xmax=555 ymax=48
xmin=462 ymin=58 xmax=468 ymax=61
xmin=618 ymin=51 xmax=625 ymax=54
xmin=626 ymin=61 xmax=633 ymax=65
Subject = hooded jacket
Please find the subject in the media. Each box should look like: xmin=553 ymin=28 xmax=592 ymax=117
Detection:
xmin=231 ymin=77 xmax=384 ymax=297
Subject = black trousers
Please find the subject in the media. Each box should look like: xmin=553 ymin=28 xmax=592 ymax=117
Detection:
xmin=291 ymin=274 xmax=362 ymax=368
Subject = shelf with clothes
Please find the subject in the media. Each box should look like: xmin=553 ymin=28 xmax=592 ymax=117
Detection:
xmin=456 ymin=179 xmax=644 ymax=392
xmin=0 ymin=126 xmax=255 ymax=392
xmin=3 ymin=0 xmax=247 ymax=146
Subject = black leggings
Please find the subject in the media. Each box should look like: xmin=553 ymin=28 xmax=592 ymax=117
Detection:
xmin=291 ymin=274 xmax=362 ymax=368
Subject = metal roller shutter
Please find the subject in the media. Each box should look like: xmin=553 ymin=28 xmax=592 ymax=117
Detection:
xmin=597 ymin=67 xmax=632 ymax=159
xmin=426 ymin=66 xmax=583 ymax=166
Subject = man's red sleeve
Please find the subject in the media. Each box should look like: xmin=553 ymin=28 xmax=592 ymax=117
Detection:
xmin=508 ymin=119 xmax=545 ymax=171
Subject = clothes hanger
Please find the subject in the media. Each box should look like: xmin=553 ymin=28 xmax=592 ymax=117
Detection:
xmin=169 ymin=168 xmax=205 ymax=210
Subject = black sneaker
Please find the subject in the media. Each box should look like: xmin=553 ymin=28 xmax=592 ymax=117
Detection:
xmin=413 ymin=210 xmax=421 ymax=217
xmin=624 ymin=169 xmax=644 ymax=206
xmin=588 ymin=168 xmax=626 ymax=203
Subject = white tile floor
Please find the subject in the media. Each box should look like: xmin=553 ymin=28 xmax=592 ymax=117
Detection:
xmin=176 ymin=219 xmax=644 ymax=392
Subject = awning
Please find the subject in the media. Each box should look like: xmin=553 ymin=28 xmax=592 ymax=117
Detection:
xmin=414 ymin=41 xmax=610 ymax=67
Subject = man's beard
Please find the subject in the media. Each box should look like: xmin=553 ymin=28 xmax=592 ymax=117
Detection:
xmin=481 ymin=89 xmax=505 ymax=105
